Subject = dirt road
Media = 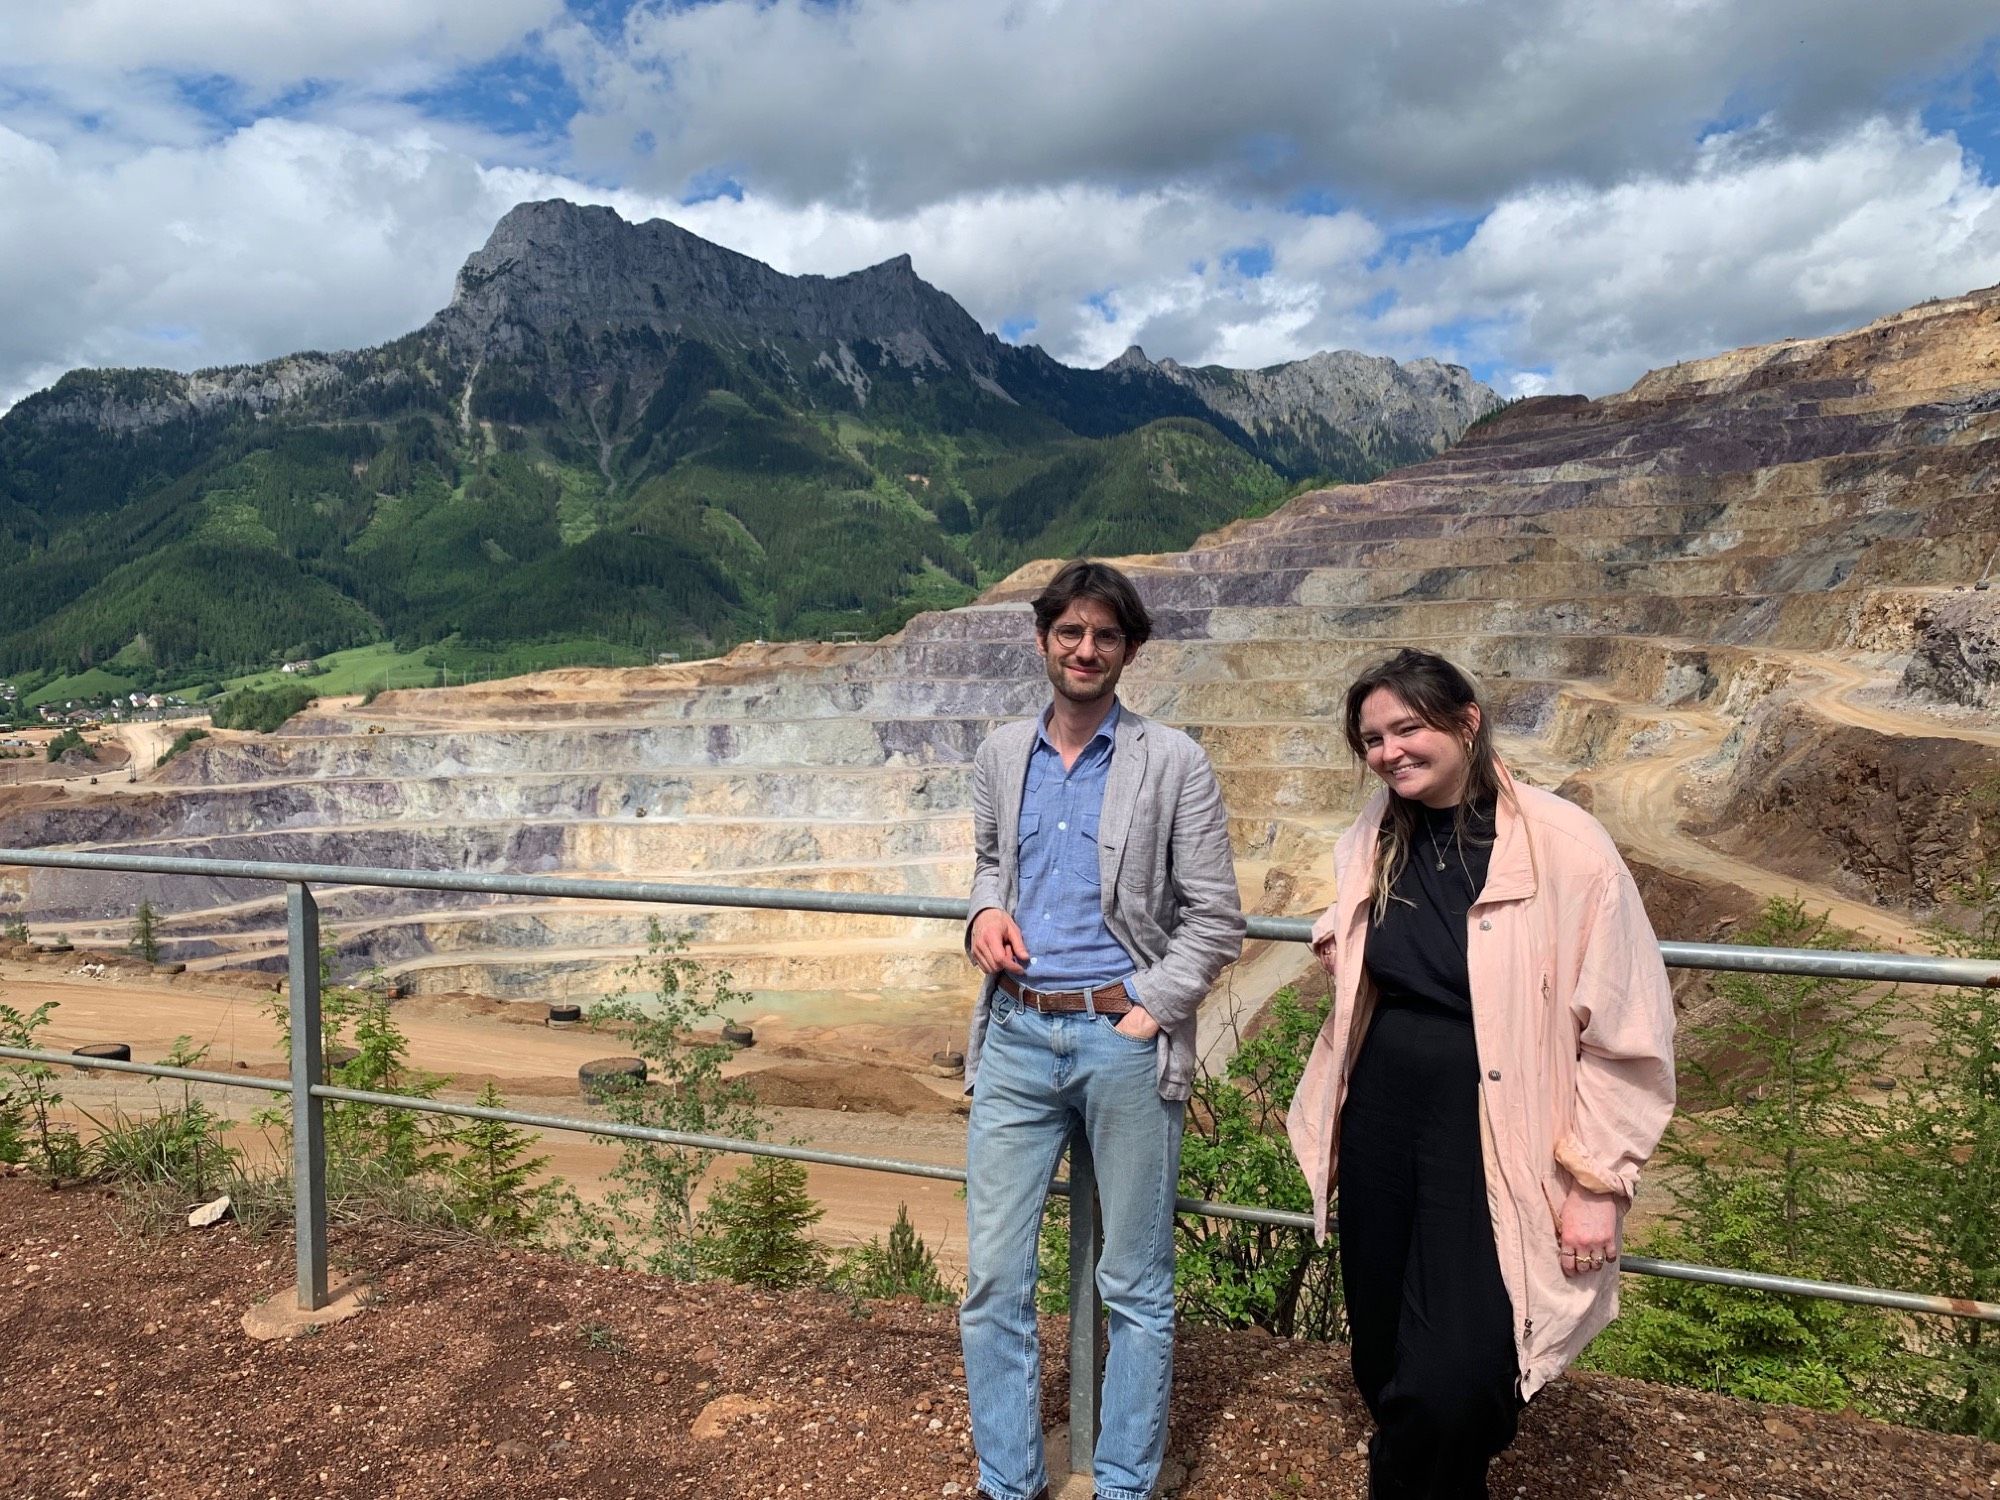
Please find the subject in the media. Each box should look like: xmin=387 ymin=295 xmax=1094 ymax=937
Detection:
xmin=9 ymin=958 xmax=975 ymax=1268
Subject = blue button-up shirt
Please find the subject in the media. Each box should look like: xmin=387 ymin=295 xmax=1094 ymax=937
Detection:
xmin=1016 ymin=701 xmax=1141 ymax=998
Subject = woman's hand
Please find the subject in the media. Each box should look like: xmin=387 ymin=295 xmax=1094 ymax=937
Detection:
xmin=1308 ymin=906 xmax=1339 ymax=976
xmin=1558 ymin=1186 xmax=1620 ymax=1277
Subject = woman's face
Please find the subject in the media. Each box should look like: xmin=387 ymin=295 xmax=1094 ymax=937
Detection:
xmin=1356 ymin=686 xmax=1479 ymax=809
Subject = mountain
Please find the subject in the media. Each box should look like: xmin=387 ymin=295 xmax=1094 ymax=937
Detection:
xmin=1104 ymin=344 xmax=1494 ymax=478
xmin=0 ymin=200 xmax=1498 ymax=689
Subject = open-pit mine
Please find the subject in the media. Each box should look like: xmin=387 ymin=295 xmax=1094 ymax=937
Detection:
xmin=4 ymin=287 xmax=1998 ymax=1096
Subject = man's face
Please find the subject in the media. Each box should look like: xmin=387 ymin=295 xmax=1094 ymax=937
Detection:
xmin=1037 ymin=596 xmax=1137 ymax=706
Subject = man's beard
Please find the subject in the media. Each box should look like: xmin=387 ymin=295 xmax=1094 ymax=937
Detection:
xmin=1047 ymin=654 xmax=1117 ymax=703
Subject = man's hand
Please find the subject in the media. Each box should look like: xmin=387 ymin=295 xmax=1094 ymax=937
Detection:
xmin=969 ymin=908 xmax=1031 ymax=975
xmin=1113 ymin=1005 xmax=1161 ymax=1043
xmin=1558 ymin=1185 xmax=1620 ymax=1277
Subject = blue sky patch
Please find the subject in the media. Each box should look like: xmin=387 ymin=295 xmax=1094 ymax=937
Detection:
xmin=1921 ymin=46 xmax=2000 ymax=179
xmin=1084 ymin=291 xmax=1117 ymax=323
xmin=412 ymin=50 xmax=580 ymax=145
xmin=1374 ymin=217 xmax=1480 ymax=267
xmin=1222 ymin=244 xmax=1273 ymax=279
xmin=682 ymin=170 xmax=744 ymax=204
xmin=999 ymin=316 xmax=1037 ymax=343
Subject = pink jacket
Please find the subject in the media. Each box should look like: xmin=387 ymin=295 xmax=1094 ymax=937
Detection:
xmin=1285 ymin=766 xmax=1677 ymax=1399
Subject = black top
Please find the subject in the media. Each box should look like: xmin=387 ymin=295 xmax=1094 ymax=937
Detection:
xmin=1361 ymin=797 xmax=1496 ymax=1022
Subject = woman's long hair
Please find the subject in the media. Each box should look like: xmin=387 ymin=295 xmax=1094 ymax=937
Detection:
xmin=1342 ymin=649 xmax=1511 ymax=923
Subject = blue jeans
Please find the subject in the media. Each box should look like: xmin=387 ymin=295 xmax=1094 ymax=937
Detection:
xmin=960 ymin=994 xmax=1186 ymax=1500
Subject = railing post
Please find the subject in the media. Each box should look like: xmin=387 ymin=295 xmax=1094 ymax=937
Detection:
xmin=288 ymin=882 xmax=328 ymax=1310
xmin=1066 ymin=1124 xmax=1105 ymax=1480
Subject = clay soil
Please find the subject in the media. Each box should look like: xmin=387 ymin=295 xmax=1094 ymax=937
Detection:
xmin=2 ymin=1177 xmax=1995 ymax=1500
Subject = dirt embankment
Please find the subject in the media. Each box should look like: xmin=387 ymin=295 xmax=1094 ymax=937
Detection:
xmin=1689 ymin=701 xmax=1998 ymax=913
xmin=2 ymin=1177 xmax=1996 ymax=1499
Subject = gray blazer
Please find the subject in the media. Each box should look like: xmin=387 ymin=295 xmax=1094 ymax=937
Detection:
xmin=963 ymin=704 xmax=1245 ymax=1101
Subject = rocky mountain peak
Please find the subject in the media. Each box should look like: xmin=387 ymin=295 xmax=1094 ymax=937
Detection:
xmin=428 ymin=199 xmax=995 ymax=376
xmin=1104 ymin=345 xmax=1156 ymax=374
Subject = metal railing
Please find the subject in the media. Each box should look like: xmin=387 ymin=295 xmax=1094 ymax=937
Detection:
xmin=2 ymin=847 xmax=1997 ymax=1477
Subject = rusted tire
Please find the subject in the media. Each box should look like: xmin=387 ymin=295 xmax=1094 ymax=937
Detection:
xmin=158 ymin=961 xmax=187 ymax=975
xmin=580 ymin=1057 xmax=647 ymax=1100
xmin=547 ymin=1003 xmax=583 ymax=1028
xmin=385 ymin=984 xmax=406 ymax=1000
xmin=930 ymin=1049 xmax=966 ymax=1077
xmin=322 ymin=1044 xmax=361 ymax=1077
xmin=720 ymin=1021 xmax=754 ymax=1049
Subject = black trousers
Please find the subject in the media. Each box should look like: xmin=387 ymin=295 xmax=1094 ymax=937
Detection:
xmin=1338 ymin=1002 xmax=1523 ymax=1500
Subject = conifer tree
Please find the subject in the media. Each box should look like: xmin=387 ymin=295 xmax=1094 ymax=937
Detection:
xmin=129 ymin=899 xmax=160 ymax=964
xmin=1589 ymin=898 xmax=1901 ymax=1410
xmin=1879 ymin=806 xmax=2000 ymax=1438
xmin=449 ymin=1082 xmax=551 ymax=1238
xmin=699 ymin=1155 xmax=826 ymax=1289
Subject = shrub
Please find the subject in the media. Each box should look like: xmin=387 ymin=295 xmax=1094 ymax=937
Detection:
xmin=209 ymin=682 xmax=317 ymax=732
xmin=700 ymin=1155 xmax=826 ymax=1289
xmin=445 ymin=1081 xmax=553 ymax=1239
xmin=1587 ymin=899 xmax=1902 ymax=1412
xmin=129 ymin=899 xmax=160 ymax=964
xmin=155 ymin=727 xmax=209 ymax=766
xmin=0 ymin=998 xmax=88 ymax=1184
xmin=833 ymin=1202 xmax=958 ymax=1304
xmin=566 ymin=923 xmax=762 ymax=1276
xmin=80 ymin=1037 xmax=239 ymax=1203
xmin=1175 ymin=985 xmax=1343 ymax=1338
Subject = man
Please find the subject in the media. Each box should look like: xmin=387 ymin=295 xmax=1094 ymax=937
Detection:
xmin=959 ymin=558 xmax=1245 ymax=1500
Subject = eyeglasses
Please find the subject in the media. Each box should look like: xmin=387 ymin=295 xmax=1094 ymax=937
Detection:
xmin=1049 ymin=623 xmax=1127 ymax=652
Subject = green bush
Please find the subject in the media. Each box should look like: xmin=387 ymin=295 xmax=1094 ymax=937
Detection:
xmin=561 ymin=923 xmax=763 ymax=1277
xmin=80 ymin=1037 xmax=239 ymax=1201
xmin=1175 ymin=985 xmax=1343 ymax=1338
xmin=129 ymin=899 xmax=160 ymax=963
xmin=700 ymin=1155 xmax=826 ymax=1289
xmin=0 ymin=998 xmax=87 ymax=1183
xmin=45 ymin=727 xmax=88 ymax=762
xmin=445 ymin=1081 xmax=552 ymax=1238
xmin=209 ymin=681 xmax=316 ymax=732
xmin=155 ymin=727 xmax=209 ymax=766
xmin=1033 ymin=986 xmax=1340 ymax=1339
xmin=833 ymin=1202 xmax=958 ymax=1304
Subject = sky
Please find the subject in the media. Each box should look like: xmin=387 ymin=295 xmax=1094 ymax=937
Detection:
xmin=3 ymin=1 xmax=2000 ymax=414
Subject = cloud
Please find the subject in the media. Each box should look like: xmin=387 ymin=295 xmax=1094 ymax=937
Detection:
xmin=1 ymin=101 xmax=1996 ymax=417
xmin=561 ymin=0 xmax=2000 ymax=214
xmin=0 ymin=118 xmax=637 ymax=411
xmin=1406 ymin=114 xmax=2000 ymax=392
xmin=0 ymin=1 xmax=560 ymax=93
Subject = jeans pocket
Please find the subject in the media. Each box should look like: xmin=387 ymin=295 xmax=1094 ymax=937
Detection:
xmin=1104 ymin=1014 xmax=1154 ymax=1047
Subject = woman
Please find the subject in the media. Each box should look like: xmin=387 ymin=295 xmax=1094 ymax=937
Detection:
xmin=1286 ymin=649 xmax=1677 ymax=1499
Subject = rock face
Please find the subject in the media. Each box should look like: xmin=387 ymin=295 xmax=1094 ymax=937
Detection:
xmin=430 ymin=201 xmax=1000 ymax=380
xmin=1108 ymin=346 xmax=1501 ymax=476
xmin=6 ymin=284 xmax=1999 ymax=1040
xmin=1901 ymin=594 xmax=2000 ymax=707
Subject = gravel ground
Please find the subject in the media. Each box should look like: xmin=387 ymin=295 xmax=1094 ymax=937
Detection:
xmin=0 ymin=1174 xmax=1995 ymax=1499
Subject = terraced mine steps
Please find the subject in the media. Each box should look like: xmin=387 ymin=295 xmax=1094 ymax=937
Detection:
xmin=7 ymin=286 xmax=2000 ymax=1060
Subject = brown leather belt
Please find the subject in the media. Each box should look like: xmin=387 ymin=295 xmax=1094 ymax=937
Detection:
xmin=996 ymin=973 xmax=1134 ymax=1017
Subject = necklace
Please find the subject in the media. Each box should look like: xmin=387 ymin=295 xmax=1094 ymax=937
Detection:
xmin=1424 ymin=814 xmax=1473 ymax=883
